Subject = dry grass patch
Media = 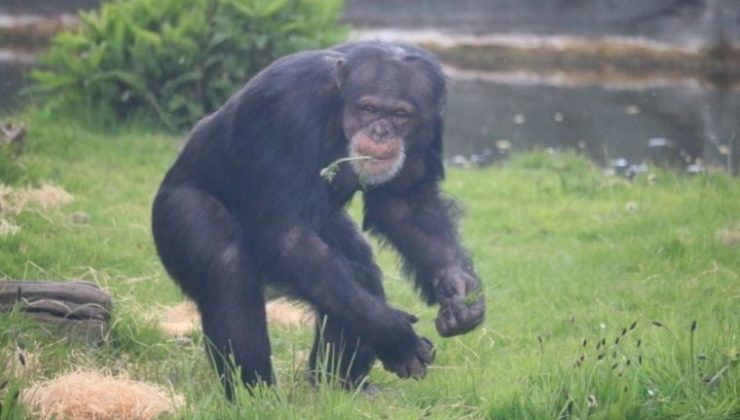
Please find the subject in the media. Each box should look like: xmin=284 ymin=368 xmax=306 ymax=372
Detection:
xmin=157 ymin=300 xmax=200 ymax=338
xmin=717 ymin=223 xmax=740 ymax=246
xmin=266 ymin=297 xmax=315 ymax=328
xmin=21 ymin=183 xmax=74 ymax=210
xmin=0 ymin=182 xmax=74 ymax=237
xmin=156 ymin=298 xmax=315 ymax=337
xmin=21 ymin=370 xmax=184 ymax=420
xmin=0 ymin=218 xmax=20 ymax=237
xmin=0 ymin=183 xmax=73 ymax=214
xmin=2 ymin=347 xmax=42 ymax=379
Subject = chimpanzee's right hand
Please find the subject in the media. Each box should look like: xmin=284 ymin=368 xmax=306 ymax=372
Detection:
xmin=375 ymin=309 xmax=435 ymax=379
xmin=381 ymin=336 xmax=435 ymax=379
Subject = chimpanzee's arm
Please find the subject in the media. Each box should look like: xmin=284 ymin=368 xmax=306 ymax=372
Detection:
xmin=256 ymin=224 xmax=434 ymax=378
xmin=363 ymin=181 xmax=485 ymax=337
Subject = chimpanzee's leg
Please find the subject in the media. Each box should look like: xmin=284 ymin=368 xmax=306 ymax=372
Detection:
xmin=152 ymin=186 xmax=272 ymax=398
xmin=309 ymin=211 xmax=385 ymax=388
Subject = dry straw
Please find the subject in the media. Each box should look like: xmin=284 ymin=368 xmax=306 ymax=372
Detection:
xmin=265 ymin=297 xmax=315 ymax=329
xmin=21 ymin=370 xmax=184 ymax=420
xmin=0 ymin=182 xmax=73 ymax=237
xmin=3 ymin=347 xmax=42 ymax=379
xmin=0 ymin=183 xmax=73 ymax=214
xmin=19 ymin=183 xmax=74 ymax=210
xmin=716 ymin=224 xmax=740 ymax=246
xmin=156 ymin=300 xmax=201 ymax=337
xmin=157 ymin=298 xmax=315 ymax=337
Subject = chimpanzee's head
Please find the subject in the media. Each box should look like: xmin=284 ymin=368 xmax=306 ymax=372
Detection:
xmin=334 ymin=42 xmax=446 ymax=186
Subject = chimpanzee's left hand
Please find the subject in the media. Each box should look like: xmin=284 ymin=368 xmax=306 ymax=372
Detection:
xmin=434 ymin=266 xmax=485 ymax=337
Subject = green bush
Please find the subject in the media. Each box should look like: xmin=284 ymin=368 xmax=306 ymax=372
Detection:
xmin=30 ymin=0 xmax=348 ymax=130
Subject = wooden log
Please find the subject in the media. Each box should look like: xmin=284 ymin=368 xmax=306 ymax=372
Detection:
xmin=28 ymin=313 xmax=109 ymax=340
xmin=0 ymin=281 xmax=112 ymax=309
xmin=0 ymin=280 xmax=113 ymax=341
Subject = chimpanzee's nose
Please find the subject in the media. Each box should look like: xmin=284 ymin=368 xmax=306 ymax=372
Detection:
xmin=369 ymin=121 xmax=390 ymax=140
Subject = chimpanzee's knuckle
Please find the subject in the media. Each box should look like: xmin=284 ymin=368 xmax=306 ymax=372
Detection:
xmin=397 ymin=365 xmax=410 ymax=379
xmin=411 ymin=362 xmax=426 ymax=379
xmin=420 ymin=345 xmax=435 ymax=364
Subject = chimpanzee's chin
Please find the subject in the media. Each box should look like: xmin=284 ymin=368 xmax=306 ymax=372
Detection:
xmin=352 ymin=153 xmax=405 ymax=186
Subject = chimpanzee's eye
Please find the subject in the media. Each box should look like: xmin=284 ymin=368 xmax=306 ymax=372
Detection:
xmin=393 ymin=110 xmax=410 ymax=120
xmin=361 ymin=104 xmax=378 ymax=114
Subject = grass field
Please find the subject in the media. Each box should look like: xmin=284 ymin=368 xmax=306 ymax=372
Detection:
xmin=1 ymin=110 xmax=738 ymax=418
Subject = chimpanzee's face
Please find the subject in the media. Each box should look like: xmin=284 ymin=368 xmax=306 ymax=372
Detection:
xmin=342 ymin=93 xmax=417 ymax=186
xmin=336 ymin=45 xmax=444 ymax=186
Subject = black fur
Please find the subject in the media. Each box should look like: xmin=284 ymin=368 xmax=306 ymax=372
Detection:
xmin=152 ymin=41 xmax=482 ymax=397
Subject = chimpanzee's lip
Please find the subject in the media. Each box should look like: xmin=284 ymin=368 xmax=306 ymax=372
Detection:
xmin=370 ymin=154 xmax=396 ymax=162
xmin=352 ymin=151 xmax=396 ymax=163
xmin=349 ymin=146 xmax=406 ymax=184
xmin=354 ymin=136 xmax=403 ymax=161
xmin=352 ymin=153 xmax=395 ymax=171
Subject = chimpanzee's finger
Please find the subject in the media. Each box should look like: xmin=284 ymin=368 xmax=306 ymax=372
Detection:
xmin=395 ymin=363 xmax=410 ymax=379
xmin=407 ymin=358 xmax=426 ymax=380
xmin=392 ymin=308 xmax=419 ymax=324
xmin=419 ymin=337 xmax=436 ymax=364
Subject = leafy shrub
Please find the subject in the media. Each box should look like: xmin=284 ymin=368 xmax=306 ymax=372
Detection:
xmin=30 ymin=0 xmax=348 ymax=130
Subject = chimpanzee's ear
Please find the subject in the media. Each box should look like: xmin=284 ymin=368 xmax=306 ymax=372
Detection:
xmin=333 ymin=56 xmax=347 ymax=90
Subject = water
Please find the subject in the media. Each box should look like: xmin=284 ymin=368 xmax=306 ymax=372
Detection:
xmin=444 ymin=76 xmax=738 ymax=172
xmin=0 ymin=53 xmax=33 ymax=113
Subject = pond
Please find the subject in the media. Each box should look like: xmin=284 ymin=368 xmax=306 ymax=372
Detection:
xmin=0 ymin=52 xmax=33 ymax=113
xmin=1 ymin=51 xmax=737 ymax=174
xmin=444 ymin=74 xmax=738 ymax=173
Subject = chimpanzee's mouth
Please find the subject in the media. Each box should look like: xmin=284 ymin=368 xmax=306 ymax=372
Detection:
xmin=356 ymin=147 xmax=399 ymax=162
xmin=346 ymin=134 xmax=406 ymax=185
xmin=353 ymin=150 xmax=405 ymax=181
xmin=369 ymin=154 xmax=395 ymax=162
xmin=357 ymin=153 xmax=397 ymax=167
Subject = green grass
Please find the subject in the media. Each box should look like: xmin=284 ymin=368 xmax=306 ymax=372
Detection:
xmin=1 ymin=110 xmax=738 ymax=419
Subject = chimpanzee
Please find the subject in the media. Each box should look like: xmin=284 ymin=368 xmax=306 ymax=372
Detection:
xmin=151 ymin=41 xmax=485 ymax=397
